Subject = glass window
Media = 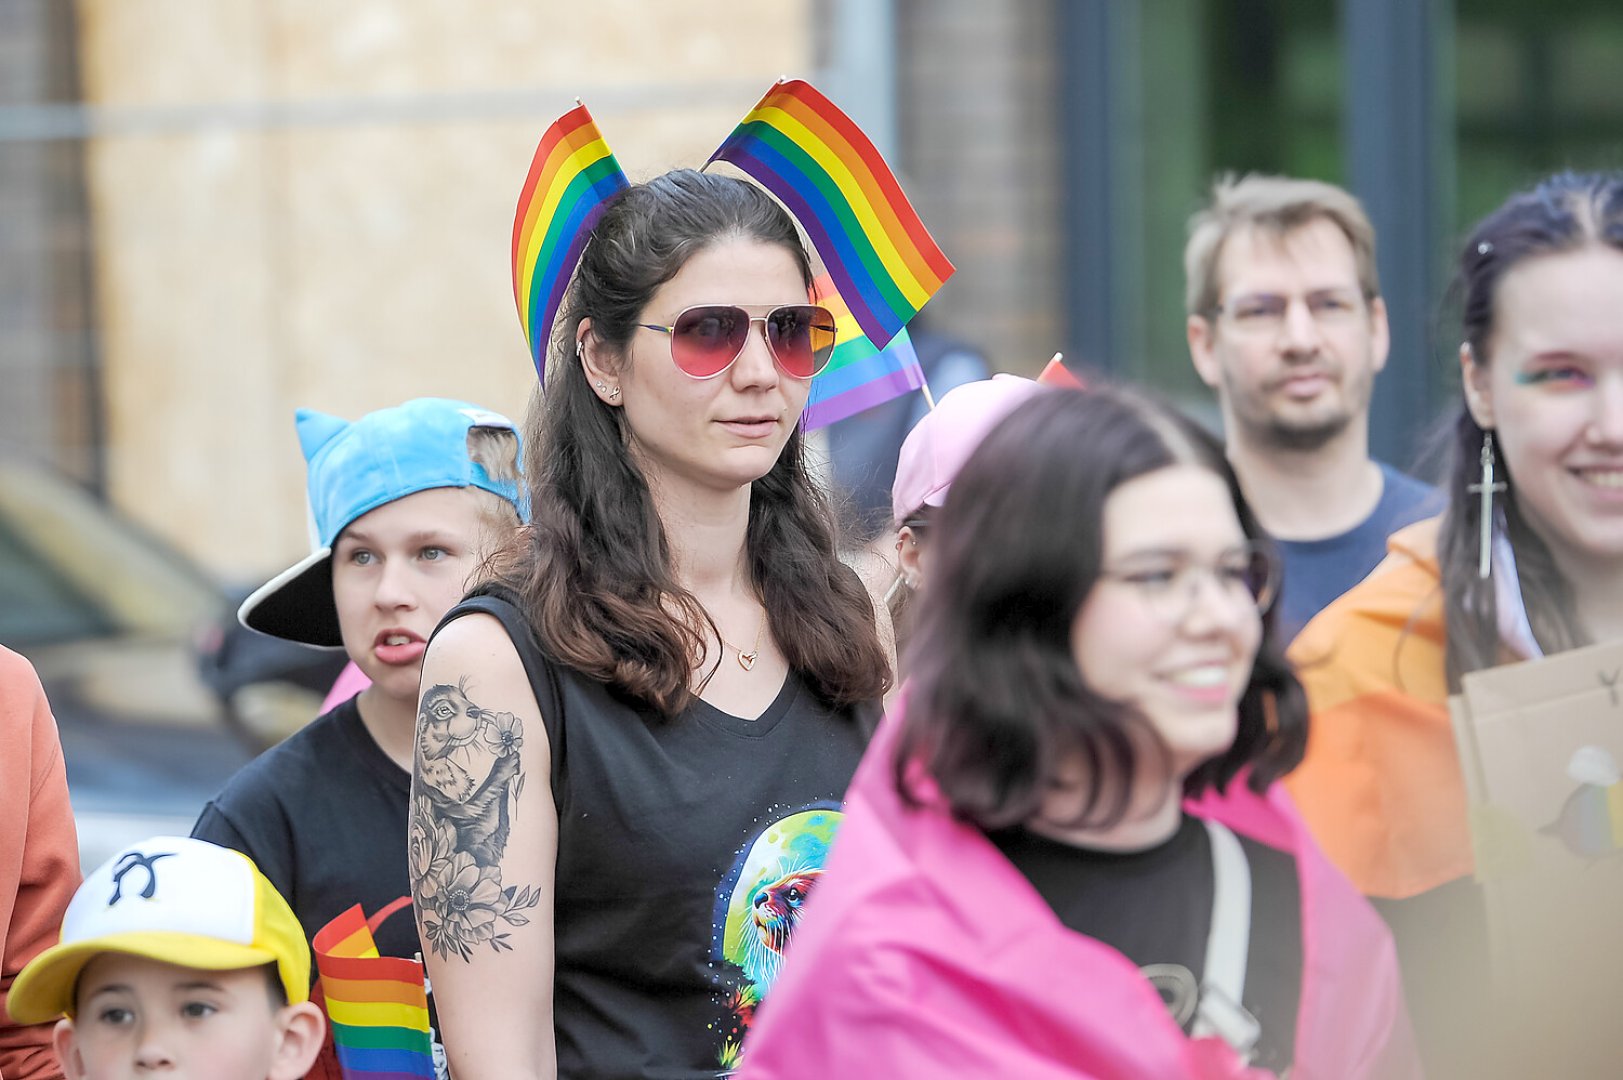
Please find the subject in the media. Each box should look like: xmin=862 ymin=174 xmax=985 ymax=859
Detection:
xmin=1454 ymin=1 xmax=1623 ymax=234
xmin=1130 ymin=0 xmax=1345 ymax=400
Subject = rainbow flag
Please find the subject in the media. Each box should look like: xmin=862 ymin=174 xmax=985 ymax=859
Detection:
xmin=709 ymin=79 xmax=953 ymax=350
xmin=802 ymin=273 xmax=925 ymax=431
xmin=1038 ymin=354 xmax=1086 ymax=389
xmin=312 ymin=902 xmax=435 ymax=1080
xmin=1543 ymin=774 xmax=1623 ymax=858
xmin=511 ymin=101 xmax=629 ymax=381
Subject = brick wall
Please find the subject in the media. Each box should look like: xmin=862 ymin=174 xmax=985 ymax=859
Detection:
xmin=895 ymin=0 xmax=1063 ymax=379
xmin=0 ymin=0 xmax=100 ymax=486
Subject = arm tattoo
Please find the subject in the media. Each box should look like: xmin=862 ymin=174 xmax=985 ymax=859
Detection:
xmin=410 ymin=680 xmax=542 ymax=961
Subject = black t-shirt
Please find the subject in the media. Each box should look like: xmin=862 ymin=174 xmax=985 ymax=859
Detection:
xmin=990 ymin=812 xmax=1302 ymax=1072
xmin=192 ymin=696 xmax=422 ymax=965
xmin=448 ymin=591 xmax=874 ymax=1080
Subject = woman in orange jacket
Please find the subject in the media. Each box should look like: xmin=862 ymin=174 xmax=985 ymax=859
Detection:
xmin=1287 ymin=171 xmax=1623 ymax=1074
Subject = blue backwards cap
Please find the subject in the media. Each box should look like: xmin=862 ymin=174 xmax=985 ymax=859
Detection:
xmin=238 ymin=398 xmax=524 ymax=646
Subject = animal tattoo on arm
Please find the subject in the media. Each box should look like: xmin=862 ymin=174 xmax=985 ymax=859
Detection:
xmin=410 ymin=681 xmax=542 ymax=961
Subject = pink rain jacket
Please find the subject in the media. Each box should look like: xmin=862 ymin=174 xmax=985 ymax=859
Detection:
xmin=740 ymin=700 xmax=1421 ymax=1079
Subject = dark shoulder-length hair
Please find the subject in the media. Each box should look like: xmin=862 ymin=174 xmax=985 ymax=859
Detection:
xmin=488 ymin=169 xmax=889 ymax=716
xmin=895 ymin=385 xmax=1307 ymax=831
xmin=1438 ymin=171 xmax=1623 ymax=689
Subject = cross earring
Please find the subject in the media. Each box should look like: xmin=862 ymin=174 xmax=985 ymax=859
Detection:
xmin=1469 ymin=431 xmax=1507 ymax=579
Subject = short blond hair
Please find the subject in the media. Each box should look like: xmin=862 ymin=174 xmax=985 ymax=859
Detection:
xmin=1184 ymin=173 xmax=1379 ymax=316
xmin=464 ymin=425 xmax=522 ymax=541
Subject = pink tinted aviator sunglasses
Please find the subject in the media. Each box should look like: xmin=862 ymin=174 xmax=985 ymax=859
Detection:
xmin=637 ymin=304 xmax=838 ymax=380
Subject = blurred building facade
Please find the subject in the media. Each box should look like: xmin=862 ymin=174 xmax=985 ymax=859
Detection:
xmin=4 ymin=0 xmax=1623 ymax=580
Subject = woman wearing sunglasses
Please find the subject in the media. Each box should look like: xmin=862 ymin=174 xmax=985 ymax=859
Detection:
xmin=411 ymin=170 xmax=890 ymax=1079
xmin=740 ymin=387 xmax=1419 ymax=1078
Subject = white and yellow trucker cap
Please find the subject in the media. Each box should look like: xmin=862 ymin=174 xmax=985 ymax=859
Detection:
xmin=9 ymin=836 xmax=309 ymax=1024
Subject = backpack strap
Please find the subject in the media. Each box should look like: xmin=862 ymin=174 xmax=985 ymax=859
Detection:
xmin=1191 ymin=819 xmax=1263 ymax=1058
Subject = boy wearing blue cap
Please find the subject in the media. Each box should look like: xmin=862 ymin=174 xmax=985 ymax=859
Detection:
xmin=10 ymin=836 xmax=325 ymax=1080
xmin=192 ymin=399 xmax=523 ymax=990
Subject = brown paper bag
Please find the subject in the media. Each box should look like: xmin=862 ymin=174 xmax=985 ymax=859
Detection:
xmin=1450 ymin=638 xmax=1623 ymax=1072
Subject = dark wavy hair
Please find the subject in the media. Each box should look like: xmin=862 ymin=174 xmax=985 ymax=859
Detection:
xmin=1438 ymin=172 xmax=1623 ymax=689
xmin=487 ymin=169 xmax=889 ymax=717
xmin=895 ymin=386 xmax=1307 ymax=830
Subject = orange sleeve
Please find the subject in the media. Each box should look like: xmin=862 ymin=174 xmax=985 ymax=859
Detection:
xmin=1285 ymin=523 xmax=1474 ymax=899
xmin=0 ymin=648 xmax=80 ymax=1080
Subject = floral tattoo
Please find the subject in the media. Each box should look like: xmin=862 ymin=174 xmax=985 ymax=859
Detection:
xmin=411 ymin=681 xmax=541 ymax=961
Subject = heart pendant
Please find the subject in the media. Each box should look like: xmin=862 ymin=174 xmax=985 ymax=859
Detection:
xmin=738 ymin=650 xmax=759 ymax=672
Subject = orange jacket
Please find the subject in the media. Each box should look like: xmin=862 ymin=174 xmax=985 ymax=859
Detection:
xmin=0 ymin=647 xmax=79 ymax=1080
xmin=1284 ymin=517 xmax=1471 ymax=900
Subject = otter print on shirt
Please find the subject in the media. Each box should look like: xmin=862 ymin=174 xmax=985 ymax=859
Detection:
xmin=709 ymin=802 xmax=842 ymax=1072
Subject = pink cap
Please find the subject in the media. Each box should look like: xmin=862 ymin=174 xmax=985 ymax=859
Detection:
xmin=891 ymin=375 xmax=1046 ymax=525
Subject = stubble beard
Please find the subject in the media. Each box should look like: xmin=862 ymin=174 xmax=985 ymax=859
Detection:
xmin=1227 ymin=362 xmax=1374 ymax=455
xmin=1253 ymin=407 xmax=1353 ymax=453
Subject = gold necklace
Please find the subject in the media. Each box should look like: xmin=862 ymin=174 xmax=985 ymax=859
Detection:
xmin=715 ymin=611 xmax=766 ymax=672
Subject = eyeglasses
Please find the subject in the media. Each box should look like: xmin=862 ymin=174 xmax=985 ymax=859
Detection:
xmin=637 ymin=304 xmax=837 ymax=380
xmin=1210 ymin=290 xmax=1369 ymax=335
xmin=1096 ymin=540 xmax=1280 ymax=622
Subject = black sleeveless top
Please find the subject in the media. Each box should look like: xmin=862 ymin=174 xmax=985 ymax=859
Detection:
xmin=442 ymin=591 xmax=874 ymax=1079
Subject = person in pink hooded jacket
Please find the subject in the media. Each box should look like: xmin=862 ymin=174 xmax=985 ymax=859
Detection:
xmin=740 ymin=386 xmax=1420 ymax=1079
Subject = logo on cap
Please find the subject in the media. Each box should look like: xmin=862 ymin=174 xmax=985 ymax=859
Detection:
xmin=109 ymin=850 xmax=175 ymax=906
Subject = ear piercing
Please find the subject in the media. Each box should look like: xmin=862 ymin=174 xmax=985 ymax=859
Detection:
xmin=594 ymin=381 xmax=621 ymax=401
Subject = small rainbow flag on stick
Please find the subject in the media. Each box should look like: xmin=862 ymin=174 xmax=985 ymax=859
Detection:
xmin=1038 ymin=353 xmax=1086 ymax=389
xmin=802 ymin=273 xmax=925 ymax=431
xmin=709 ymin=79 xmax=954 ymax=350
xmin=313 ymin=901 xmax=435 ymax=1080
xmin=511 ymin=101 xmax=629 ymax=382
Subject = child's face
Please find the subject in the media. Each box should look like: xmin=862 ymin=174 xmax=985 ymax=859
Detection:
xmin=332 ymin=486 xmax=498 ymax=707
xmin=54 ymin=954 xmax=321 ymax=1080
